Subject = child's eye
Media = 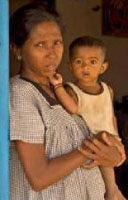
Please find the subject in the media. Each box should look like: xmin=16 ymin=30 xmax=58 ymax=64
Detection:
xmin=90 ymin=59 xmax=97 ymax=65
xmin=74 ymin=59 xmax=83 ymax=65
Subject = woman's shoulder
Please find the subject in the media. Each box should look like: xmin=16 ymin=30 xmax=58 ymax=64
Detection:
xmin=11 ymin=75 xmax=34 ymax=92
xmin=10 ymin=75 xmax=37 ymax=101
xmin=10 ymin=75 xmax=55 ymax=106
xmin=11 ymin=75 xmax=31 ymax=88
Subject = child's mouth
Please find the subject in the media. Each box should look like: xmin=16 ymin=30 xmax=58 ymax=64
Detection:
xmin=83 ymin=72 xmax=90 ymax=76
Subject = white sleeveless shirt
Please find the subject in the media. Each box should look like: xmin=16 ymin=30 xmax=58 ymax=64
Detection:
xmin=67 ymin=82 xmax=117 ymax=135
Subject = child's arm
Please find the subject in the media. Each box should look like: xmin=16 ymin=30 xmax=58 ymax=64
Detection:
xmin=100 ymin=167 xmax=126 ymax=200
xmin=49 ymin=73 xmax=79 ymax=114
xmin=100 ymin=167 xmax=116 ymax=199
xmin=106 ymin=85 xmax=125 ymax=166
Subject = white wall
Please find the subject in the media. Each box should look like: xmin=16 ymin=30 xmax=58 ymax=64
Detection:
xmin=56 ymin=0 xmax=128 ymax=101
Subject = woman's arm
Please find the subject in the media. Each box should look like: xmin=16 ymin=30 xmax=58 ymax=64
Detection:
xmin=15 ymin=131 xmax=126 ymax=192
xmin=15 ymin=141 xmax=86 ymax=192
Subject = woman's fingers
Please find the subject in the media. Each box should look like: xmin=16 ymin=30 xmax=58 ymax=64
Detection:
xmin=102 ymin=133 xmax=126 ymax=165
xmin=114 ymin=135 xmax=122 ymax=142
xmin=80 ymin=131 xmax=126 ymax=167
xmin=78 ymin=146 xmax=97 ymax=160
xmin=102 ymin=132 xmax=123 ymax=149
xmin=102 ymin=132 xmax=119 ymax=146
xmin=84 ymin=138 xmax=105 ymax=152
xmin=101 ymin=132 xmax=112 ymax=146
xmin=81 ymin=141 xmax=122 ymax=167
xmin=84 ymin=139 xmax=100 ymax=154
xmin=91 ymin=138 xmax=106 ymax=150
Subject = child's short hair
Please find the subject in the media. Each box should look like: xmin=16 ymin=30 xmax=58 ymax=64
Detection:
xmin=69 ymin=35 xmax=107 ymax=61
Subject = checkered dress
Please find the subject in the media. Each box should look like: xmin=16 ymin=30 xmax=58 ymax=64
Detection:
xmin=10 ymin=75 xmax=105 ymax=200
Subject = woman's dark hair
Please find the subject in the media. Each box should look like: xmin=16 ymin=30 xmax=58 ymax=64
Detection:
xmin=10 ymin=2 xmax=63 ymax=47
xmin=69 ymin=35 xmax=107 ymax=60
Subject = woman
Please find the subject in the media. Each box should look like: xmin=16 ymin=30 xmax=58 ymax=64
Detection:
xmin=10 ymin=3 xmax=125 ymax=200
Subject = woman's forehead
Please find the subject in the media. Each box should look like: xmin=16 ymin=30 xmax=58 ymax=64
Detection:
xmin=29 ymin=21 xmax=62 ymax=40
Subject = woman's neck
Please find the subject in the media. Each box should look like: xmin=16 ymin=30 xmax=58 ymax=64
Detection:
xmin=20 ymin=70 xmax=50 ymax=88
xmin=20 ymin=69 xmax=56 ymax=99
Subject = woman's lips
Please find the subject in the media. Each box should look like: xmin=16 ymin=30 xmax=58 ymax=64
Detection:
xmin=46 ymin=64 xmax=57 ymax=71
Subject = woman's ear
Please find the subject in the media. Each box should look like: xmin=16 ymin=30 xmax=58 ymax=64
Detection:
xmin=10 ymin=43 xmax=17 ymax=54
xmin=10 ymin=43 xmax=22 ymax=61
xmin=100 ymin=62 xmax=109 ymax=74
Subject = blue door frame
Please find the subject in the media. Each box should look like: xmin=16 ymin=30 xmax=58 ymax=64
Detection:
xmin=0 ymin=0 xmax=9 ymax=200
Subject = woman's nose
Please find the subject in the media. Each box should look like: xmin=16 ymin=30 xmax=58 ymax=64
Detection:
xmin=46 ymin=46 xmax=56 ymax=58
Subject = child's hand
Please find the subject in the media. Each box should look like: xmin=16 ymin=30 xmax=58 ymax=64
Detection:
xmin=49 ymin=73 xmax=63 ymax=86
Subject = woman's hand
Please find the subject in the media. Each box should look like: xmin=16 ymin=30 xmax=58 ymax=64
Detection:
xmin=101 ymin=132 xmax=126 ymax=166
xmin=78 ymin=132 xmax=126 ymax=168
xmin=49 ymin=73 xmax=63 ymax=86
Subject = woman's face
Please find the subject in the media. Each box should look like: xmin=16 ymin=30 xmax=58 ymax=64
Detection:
xmin=18 ymin=21 xmax=64 ymax=80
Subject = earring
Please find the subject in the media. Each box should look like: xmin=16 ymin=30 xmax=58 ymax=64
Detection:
xmin=17 ymin=54 xmax=22 ymax=61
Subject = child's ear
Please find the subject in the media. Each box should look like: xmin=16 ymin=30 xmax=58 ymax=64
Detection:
xmin=69 ymin=62 xmax=73 ymax=72
xmin=100 ymin=62 xmax=108 ymax=74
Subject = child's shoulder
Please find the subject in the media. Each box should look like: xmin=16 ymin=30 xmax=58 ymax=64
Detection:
xmin=101 ymin=81 xmax=113 ymax=90
xmin=65 ymin=82 xmax=77 ymax=90
xmin=65 ymin=82 xmax=76 ymax=86
xmin=101 ymin=81 xmax=114 ymax=99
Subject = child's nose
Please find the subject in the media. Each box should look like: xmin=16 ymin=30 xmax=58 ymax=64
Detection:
xmin=83 ymin=62 xmax=89 ymax=69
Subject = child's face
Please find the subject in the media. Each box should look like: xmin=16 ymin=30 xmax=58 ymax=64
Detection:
xmin=70 ymin=46 xmax=108 ymax=85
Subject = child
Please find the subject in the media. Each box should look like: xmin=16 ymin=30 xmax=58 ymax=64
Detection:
xmin=49 ymin=36 xmax=125 ymax=200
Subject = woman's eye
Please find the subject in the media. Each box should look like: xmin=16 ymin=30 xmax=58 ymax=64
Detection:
xmin=36 ymin=43 xmax=45 ymax=48
xmin=54 ymin=40 xmax=63 ymax=45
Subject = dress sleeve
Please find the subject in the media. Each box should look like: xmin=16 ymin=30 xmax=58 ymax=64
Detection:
xmin=10 ymin=83 xmax=45 ymax=144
